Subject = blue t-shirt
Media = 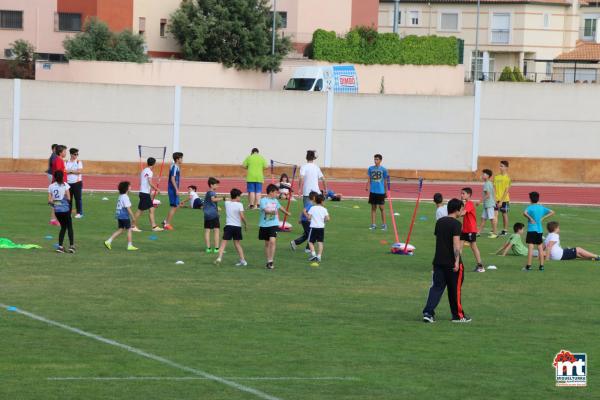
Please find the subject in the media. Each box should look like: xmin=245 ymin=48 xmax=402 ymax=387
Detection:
xmin=259 ymin=197 xmax=281 ymax=228
xmin=525 ymin=204 xmax=551 ymax=233
xmin=301 ymin=203 xmax=313 ymax=222
xmin=168 ymin=164 xmax=180 ymax=193
xmin=368 ymin=165 xmax=388 ymax=195
xmin=203 ymin=190 xmax=219 ymax=221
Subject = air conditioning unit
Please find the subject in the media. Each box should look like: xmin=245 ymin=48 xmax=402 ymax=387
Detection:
xmin=4 ymin=48 xmax=15 ymax=60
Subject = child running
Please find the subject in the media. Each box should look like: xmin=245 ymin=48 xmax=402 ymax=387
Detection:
xmin=460 ymin=187 xmax=484 ymax=272
xmin=104 ymin=181 xmax=138 ymax=251
xmin=523 ymin=191 xmax=554 ymax=271
xmin=479 ymin=169 xmax=497 ymax=238
xmin=215 ymin=188 xmax=248 ymax=266
xmin=132 ymin=157 xmax=163 ymax=232
xmin=203 ymin=177 xmax=221 ymax=253
xmin=164 ymin=152 xmax=183 ymax=230
xmin=259 ymin=184 xmax=291 ymax=270
xmin=307 ymin=193 xmax=330 ymax=263
xmin=48 ymin=171 xmax=74 ymax=253
xmin=544 ymin=221 xmax=599 ymax=261
xmin=290 ymin=191 xmax=317 ymax=253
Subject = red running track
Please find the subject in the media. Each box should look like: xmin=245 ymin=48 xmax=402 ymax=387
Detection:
xmin=1 ymin=172 xmax=600 ymax=206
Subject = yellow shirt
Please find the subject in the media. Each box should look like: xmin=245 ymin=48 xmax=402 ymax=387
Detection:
xmin=494 ymin=174 xmax=511 ymax=202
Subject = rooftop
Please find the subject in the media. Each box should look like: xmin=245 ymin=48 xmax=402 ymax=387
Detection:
xmin=555 ymin=40 xmax=600 ymax=61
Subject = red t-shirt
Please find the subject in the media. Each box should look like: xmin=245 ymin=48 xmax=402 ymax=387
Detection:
xmin=462 ymin=200 xmax=477 ymax=233
xmin=51 ymin=157 xmax=67 ymax=182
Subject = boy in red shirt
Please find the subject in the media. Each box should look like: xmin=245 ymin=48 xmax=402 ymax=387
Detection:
xmin=460 ymin=187 xmax=484 ymax=272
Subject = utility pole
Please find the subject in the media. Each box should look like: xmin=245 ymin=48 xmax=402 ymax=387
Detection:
xmin=270 ymin=0 xmax=277 ymax=89
xmin=474 ymin=0 xmax=480 ymax=81
xmin=393 ymin=0 xmax=400 ymax=34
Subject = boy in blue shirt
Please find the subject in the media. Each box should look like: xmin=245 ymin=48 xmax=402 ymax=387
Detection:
xmin=290 ymin=191 xmax=317 ymax=253
xmin=523 ymin=191 xmax=554 ymax=271
xmin=366 ymin=154 xmax=388 ymax=230
xmin=163 ymin=152 xmax=183 ymax=231
xmin=260 ymin=184 xmax=291 ymax=270
xmin=203 ymin=177 xmax=221 ymax=253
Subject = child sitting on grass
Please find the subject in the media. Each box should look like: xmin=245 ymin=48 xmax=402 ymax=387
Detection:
xmin=104 ymin=181 xmax=137 ymax=251
xmin=495 ymin=223 xmax=530 ymax=257
xmin=278 ymin=173 xmax=292 ymax=200
xmin=544 ymin=221 xmax=599 ymax=261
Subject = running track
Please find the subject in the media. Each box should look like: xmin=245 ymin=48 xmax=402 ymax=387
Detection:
xmin=1 ymin=172 xmax=600 ymax=206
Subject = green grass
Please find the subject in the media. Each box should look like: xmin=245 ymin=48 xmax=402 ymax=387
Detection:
xmin=0 ymin=190 xmax=598 ymax=399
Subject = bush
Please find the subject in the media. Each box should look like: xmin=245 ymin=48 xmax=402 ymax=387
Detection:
xmin=7 ymin=39 xmax=36 ymax=79
xmin=310 ymin=28 xmax=459 ymax=65
xmin=513 ymin=66 xmax=525 ymax=82
xmin=498 ymin=66 xmax=516 ymax=81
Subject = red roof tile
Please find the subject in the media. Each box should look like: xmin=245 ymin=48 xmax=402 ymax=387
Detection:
xmin=556 ymin=40 xmax=600 ymax=61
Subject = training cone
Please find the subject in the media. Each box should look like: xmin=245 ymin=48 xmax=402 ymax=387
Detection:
xmin=279 ymin=221 xmax=292 ymax=232
xmin=391 ymin=242 xmax=415 ymax=255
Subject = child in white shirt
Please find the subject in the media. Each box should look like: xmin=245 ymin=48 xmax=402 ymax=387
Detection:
xmin=307 ymin=193 xmax=330 ymax=263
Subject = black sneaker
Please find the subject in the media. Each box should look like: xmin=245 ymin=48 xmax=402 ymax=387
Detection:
xmin=67 ymin=245 xmax=76 ymax=254
xmin=266 ymin=262 xmax=274 ymax=270
xmin=539 ymin=265 xmax=544 ymax=271
xmin=452 ymin=316 xmax=472 ymax=323
xmin=500 ymin=230 xmax=508 ymax=236
xmin=423 ymin=314 xmax=435 ymax=323
xmin=56 ymin=246 xmax=65 ymax=253
xmin=522 ymin=266 xmax=532 ymax=271
xmin=309 ymin=255 xmax=319 ymax=262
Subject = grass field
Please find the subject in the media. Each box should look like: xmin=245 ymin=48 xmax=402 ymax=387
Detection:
xmin=0 ymin=190 xmax=598 ymax=399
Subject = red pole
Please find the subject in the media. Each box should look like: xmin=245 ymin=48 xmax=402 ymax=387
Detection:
xmin=151 ymin=147 xmax=167 ymax=203
xmin=404 ymin=179 xmax=423 ymax=254
xmin=387 ymin=177 xmax=400 ymax=244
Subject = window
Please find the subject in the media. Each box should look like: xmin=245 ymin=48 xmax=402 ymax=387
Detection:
xmin=139 ymin=17 xmax=146 ymax=34
xmin=58 ymin=13 xmax=82 ymax=31
xmin=584 ymin=18 xmax=597 ymax=38
xmin=491 ymin=13 xmax=510 ymax=44
xmin=160 ymin=18 xmax=166 ymax=37
xmin=397 ymin=11 xmax=402 ymax=27
xmin=0 ymin=10 xmax=23 ymax=29
xmin=545 ymin=62 xmax=552 ymax=76
xmin=440 ymin=12 xmax=459 ymax=31
xmin=409 ymin=11 xmax=419 ymax=26
xmin=543 ymin=13 xmax=550 ymax=29
xmin=270 ymin=11 xmax=287 ymax=28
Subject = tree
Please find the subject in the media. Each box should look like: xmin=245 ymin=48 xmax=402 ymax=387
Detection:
xmin=63 ymin=18 xmax=148 ymax=63
xmin=512 ymin=66 xmax=525 ymax=82
xmin=8 ymin=39 xmax=36 ymax=79
xmin=169 ymin=0 xmax=291 ymax=72
xmin=498 ymin=66 xmax=516 ymax=82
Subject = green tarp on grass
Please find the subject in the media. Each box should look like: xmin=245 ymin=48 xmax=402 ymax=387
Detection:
xmin=0 ymin=238 xmax=42 ymax=249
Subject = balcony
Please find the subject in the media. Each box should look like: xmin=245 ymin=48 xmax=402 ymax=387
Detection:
xmin=491 ymin=29 xmax=510 ymax=44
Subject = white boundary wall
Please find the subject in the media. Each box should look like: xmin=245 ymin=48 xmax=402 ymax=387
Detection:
xmin=2 ymin=80 xmax=600 ymax=171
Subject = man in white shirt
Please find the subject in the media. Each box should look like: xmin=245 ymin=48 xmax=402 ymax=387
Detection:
xmin=299 ymin=150 xmax=328 ymax=208
xmin=66 ymin=148 xmax=84 ymax=218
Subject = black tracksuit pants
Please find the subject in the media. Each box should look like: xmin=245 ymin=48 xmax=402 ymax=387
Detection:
xmin=293 ymin=221 xmax=311 ymax=249
xmin=423 ymin=263 xmax=465 ymax=320
xmin=55 ymin=211 xmax=74 ymax=247
xmin=69 ymin=181 xmax=83 ymax=215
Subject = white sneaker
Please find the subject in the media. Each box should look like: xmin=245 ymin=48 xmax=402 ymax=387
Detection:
xmin=74 ymin=214 xmax=83 ymax=219
xmin=236 ymin=260 xmax=248 ymax=266
xmin=290 ymin=240 xmax=297 ymax=251
xmin=152 ymin=226 xmax=164 ymax=232
xmin=131 ymin=226 xmax=142 ymax=232
xmin=304 ymin=248 xmax=312 ymax=254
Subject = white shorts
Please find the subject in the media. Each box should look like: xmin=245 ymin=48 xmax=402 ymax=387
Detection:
xmin=481 ymin=207 xmax=495 ymax=220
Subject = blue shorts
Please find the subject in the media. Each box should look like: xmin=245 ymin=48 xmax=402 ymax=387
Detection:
xmin=168 ymin=191 xmax=179 ymax=207
xmin=247 ymin=182 xmax=263 ymax=193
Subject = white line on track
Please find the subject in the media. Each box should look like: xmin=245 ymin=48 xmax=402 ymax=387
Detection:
xmin=47 ymin=376 xmax=359 ymax=381
xmin=0 ymin=303 xmax=282 ymax=400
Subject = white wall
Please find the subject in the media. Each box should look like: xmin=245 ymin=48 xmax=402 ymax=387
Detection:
xmin=0 ymin=79 xmax=13 ymax=157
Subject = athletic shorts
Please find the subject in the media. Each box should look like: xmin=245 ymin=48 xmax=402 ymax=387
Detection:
xmin=168 ymin=191 xmax=179 ymax=207
xmin=495 ymin=202 xmax=510 ymax=213
xmin=223 ymin=225 xmax=243 ymax=241
xmin=204 ymin=217 xmax=220 ymax=229
xmin=561 ymin=248 xmax=577 ymax=260
xmin=369 ymin=193 xmax=386 ymax=205
xmin=192 ymin=198 xmax=203 ymax=209
xmin=481 ymin=207 xmax=495 ymax=220
xmin=138 ymin=192 xmax=153 ymax=211
xmin=258 ymin=226 xmax=278 ymax=241
xmin=460 ymin=232 xmax=477 ymax=243
xmin=526 ymin=232 xmax=543 ymax=245
xmin=118 ymin=218 xmax=131 ymax=229
xmin=247 ymin=182 xmax=263 ymax=193
xmin=308 ymin=227 xmax=325 ymax=243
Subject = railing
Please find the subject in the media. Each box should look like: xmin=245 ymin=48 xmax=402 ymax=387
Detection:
xmin=465 ymin=71 xmax=600 ymax=83
xmin=490 ymin=30 xmax=510 ymax=44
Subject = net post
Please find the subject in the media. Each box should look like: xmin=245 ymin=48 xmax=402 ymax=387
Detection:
xmin=403 ymin=178 xmax=424 ymax=254
xmin=387 ymin=176 xmax=400 ymax=244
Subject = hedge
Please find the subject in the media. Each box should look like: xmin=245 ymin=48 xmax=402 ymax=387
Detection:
xmin=311 ymin=28 xmax=459 ymax=66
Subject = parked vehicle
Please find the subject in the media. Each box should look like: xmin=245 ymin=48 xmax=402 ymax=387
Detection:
xmin=284 ymin=65 xmax=358 ymax=93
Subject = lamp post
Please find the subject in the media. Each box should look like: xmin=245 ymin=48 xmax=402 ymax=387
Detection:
xmin=393 ymin=0 xmax=400 ymax=34
xmin=270 ymin=0 xmax=277 ymax=89
xmin=474 ymin=0 xmax=480 ymax=81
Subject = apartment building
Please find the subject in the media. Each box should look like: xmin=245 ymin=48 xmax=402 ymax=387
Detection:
xmin=378 ymin=0 xmax=582 ymax=81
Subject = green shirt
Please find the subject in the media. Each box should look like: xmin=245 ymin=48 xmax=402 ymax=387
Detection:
xmin=483 ymin=180 xmax=495 ymax=208
xmin=508 ymin=233 xmax=528 ymax=256
xmin=243 ymin=154 xmax=268 ymax=183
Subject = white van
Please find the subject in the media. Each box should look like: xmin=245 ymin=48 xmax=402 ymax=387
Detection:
xmin=284 ymin=65 xmax=358 ymax=93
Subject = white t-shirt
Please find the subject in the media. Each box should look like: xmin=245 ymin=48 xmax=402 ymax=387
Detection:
xmin=308 ymin=205 xmax=329 ymax=228
xmin=140 ymin=167 xmax=153 ymax=194
xmin=66 ymin=160 xmax=83 ymax=184
xmin=435 ymin=205 xmax=448 ymax=220
xmin=116 ymin=194 xmax=132 ymax=219
xmin=189 ymin=191 xmax=199 ymax=203
xmin=48 ymin=182 xmax=71 ymax=212
xmin=225 ymin=200 xmax=244 ymax=227
xmin=300 ymin=162 xmax=324 ymax=196
xmin=544 ymin=232 xmax=563 ymax=260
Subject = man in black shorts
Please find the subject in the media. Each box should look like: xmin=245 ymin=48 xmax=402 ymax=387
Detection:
xmin=423 ymin=198 xmax=471 ymax=323
xmin=366 ymin=154 xmax=389 ymax=230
